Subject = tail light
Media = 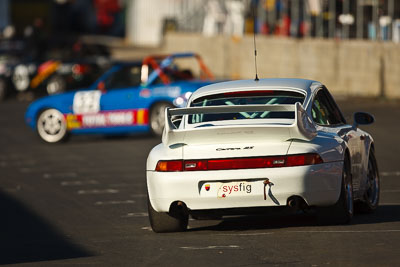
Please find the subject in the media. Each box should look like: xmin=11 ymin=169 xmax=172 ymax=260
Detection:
xmin=155 ymin=160 xmax=183 ymax=172
xmin=184 ymin=160 xmax=207 ymax=171
xmin=155 ymin=153 xmax=323 ymax=172
xmin=286 ymin=154 xmax=323 ymax=166
xmin=207 ymin=157 xmax=286 ymax=170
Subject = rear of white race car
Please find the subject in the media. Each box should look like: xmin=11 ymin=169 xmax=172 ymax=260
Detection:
xmin=146 ymin=103 xmax=344 ymax=232
xmin=147 ymin=144 xmax=343 ymax=211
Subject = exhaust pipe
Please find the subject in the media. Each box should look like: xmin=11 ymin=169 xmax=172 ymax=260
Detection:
xmin=288 ymin=197 xmax=300 ymax=209
xmin=169 ymin=201 xmax=188 ymax=217
xmin=287 ymin=196 xmax=308 ymax=211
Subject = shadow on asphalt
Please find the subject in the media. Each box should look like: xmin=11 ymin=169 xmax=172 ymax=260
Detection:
xmin=0 ymin=189 xmax=92 ymax=265
xmin=187 ymin=205 xmax=400 ymax=232
xmin=59 ymin=133 xmax=159 ymax=145
xmin=353 ymin=205 xmax=400 ymax=225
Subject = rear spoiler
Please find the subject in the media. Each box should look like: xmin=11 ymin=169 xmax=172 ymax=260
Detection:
xmin=162 ymin=103 xmax=317 ymax=146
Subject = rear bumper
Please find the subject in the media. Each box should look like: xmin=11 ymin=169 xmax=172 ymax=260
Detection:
xmin=146 ymin=161 xmax=343 ymax=213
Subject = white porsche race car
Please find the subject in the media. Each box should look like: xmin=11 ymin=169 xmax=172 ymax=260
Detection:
xmin=146 ymin=78 xmax=379 ymax=233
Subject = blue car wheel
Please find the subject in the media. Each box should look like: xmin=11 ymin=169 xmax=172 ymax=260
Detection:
xmin=37 ymin=108 xmax=68 ymax=143
xmin=150 ymin=102 xmax=173 ymax=136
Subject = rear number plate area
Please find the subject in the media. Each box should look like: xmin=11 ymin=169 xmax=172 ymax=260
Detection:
xmin=200 ymin=181 xmax=255 ymax=198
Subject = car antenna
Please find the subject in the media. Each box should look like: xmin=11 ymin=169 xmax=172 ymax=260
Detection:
xmin=253 ymin=6 xmax=259 ymax=82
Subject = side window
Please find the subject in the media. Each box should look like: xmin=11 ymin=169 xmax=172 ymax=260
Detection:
xmin=311 ymin=89 xmax=343 ymax=126
xmin=104 ymin=65 xmax=142 ymax=89
xmin=324 ymin=89 xmax=346 ymax=124
xmin=312 ymin=96 xmax=329 ymax=125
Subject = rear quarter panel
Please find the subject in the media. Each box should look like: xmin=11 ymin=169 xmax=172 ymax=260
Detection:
xmin=288 ymin=132 xmax=345 ymax=163
xmin=146 ymin=143 xmax=183 ymax=171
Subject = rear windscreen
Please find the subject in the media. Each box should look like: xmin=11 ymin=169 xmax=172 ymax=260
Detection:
xmin=189 ymin=90 xmax=305 ymax=124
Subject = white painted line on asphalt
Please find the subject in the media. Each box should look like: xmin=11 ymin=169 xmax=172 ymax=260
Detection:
xmin=61 ymin=180 xmax=98 ymax=186
xmin=77 ymin=189 xmax=119 ymax=195
xmin=43 ymin=172 xmax=78 ymax=179
xmin=289 ymin=230 xmax=400 ymax=233
xmin=122 ymin=212 xmax=148 ymax=218
xmin=109 ymin=183 xmax=146 ymax=187
xmin=141 ymin=226 xmax=152 ymax=231
xmin=0 ymin=159 xmax=36 ymax=167
xmin=4 ymin=185 xmax=21 ymax=192
xmin=217 ymin=232 xmax=274 ymax=236
xmin=218 ymin=230 xmax=400 ymax=237
xmin=381 ymin=171 xmax=400 ymax=177
xmin=109 ymin=183 xmax=131 ymax=187
xmin=130 ymin=194 xmax=147 ymax=198
xmin=180 ymin=245 xmax=241 ymax=250
xmin=95 ymin=200 xmax=135 ymax=205
xmin=19 ymin=168 xmax=32 ymax=173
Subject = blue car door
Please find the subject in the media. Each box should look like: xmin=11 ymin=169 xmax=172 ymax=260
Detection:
xmin=76 ymin=64 xmax=149 ymax=132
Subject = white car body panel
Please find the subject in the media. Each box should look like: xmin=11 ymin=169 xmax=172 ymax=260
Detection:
xmin=163 ymin=103 xmax=317 ymax=147
xmin=183 ymin=142 xmax=291 ymax=160
xmin=146 ymin=143 xmax=183 ymax=170
xmin=287 ymin=133 xmax=345 ymax=163
xmin=146 ymin=78 xmax=375 ymax=214
xmin=147 ymin=162 xmax=342 ymax=212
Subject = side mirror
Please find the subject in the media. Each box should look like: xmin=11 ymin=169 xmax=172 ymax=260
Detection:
xmin=353 ymin=112 xmax=374 ymax=128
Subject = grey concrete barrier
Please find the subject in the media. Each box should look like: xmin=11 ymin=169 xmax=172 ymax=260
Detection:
xmin=161 ymin=33 xmax=400 ymax=99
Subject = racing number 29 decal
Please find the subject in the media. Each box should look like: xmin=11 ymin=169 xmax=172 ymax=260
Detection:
xmin=73 ymin=90 xmax=101 ymax=114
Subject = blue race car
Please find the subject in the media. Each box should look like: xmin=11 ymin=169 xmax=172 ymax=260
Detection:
xmin=25 ymin=53 xmax=218 ymax=143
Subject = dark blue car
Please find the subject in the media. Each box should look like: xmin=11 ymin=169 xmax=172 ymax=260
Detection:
xmin=25 ymin=53 xmax=219 ymax=143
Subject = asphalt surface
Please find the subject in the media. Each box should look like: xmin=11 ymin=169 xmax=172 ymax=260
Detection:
xmin=1 ymin=98 xmax=400 ymax=266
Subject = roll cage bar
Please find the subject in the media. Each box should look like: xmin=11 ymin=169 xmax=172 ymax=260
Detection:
xmin=141 ymin=53 xmax=215 ymax=86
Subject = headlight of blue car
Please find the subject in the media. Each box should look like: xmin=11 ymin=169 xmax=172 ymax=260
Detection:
xmin=173 ymin=91 xmax=193 ymax=108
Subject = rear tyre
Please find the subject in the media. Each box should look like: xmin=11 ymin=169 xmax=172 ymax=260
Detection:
xmin=318 ymin=157 xmax=353 ymax=224
xmin=37 ymin=109 xmax=68 ymax=143
xmin=356 ymin=149 xmax=380 ymax=213
xmin=149 ymin=102 xmax=173 ymax=137
xmin=148 ymin=197 xmax=188 ymax=233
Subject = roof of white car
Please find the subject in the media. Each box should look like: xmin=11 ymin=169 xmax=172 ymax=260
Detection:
xmin=191 ymin=78 xmax=322 ymax=100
